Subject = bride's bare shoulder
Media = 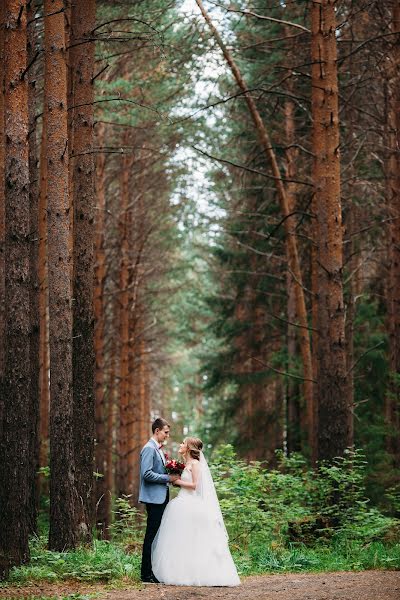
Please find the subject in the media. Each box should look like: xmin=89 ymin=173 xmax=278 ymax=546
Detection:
xmin=187 ymin=459 xmax=200 ymax=471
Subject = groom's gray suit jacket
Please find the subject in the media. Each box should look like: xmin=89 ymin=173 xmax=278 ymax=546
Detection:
xmin=139 ymin=438 xmax=169 ymax=504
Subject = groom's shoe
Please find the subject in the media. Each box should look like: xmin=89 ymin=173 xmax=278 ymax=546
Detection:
xmin=141 ymin=576 xmax=160 ymax=584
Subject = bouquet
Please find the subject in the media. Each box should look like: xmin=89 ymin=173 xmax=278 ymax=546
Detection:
xmin=164 ymin=454 xmax=185 ymax=476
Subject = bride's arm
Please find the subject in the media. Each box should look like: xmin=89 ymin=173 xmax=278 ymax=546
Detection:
xmin=174 ymin=460 xmax=200 ymax=490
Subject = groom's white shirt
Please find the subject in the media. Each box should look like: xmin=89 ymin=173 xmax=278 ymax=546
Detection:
xmin=152 ymin=437 xmax=166 ymax=465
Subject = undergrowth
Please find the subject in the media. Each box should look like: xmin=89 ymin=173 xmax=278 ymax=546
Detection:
xmin=2 ymin=446 xmax=399 ymax=588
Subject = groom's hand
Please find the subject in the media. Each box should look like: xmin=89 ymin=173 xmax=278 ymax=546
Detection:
xmin=169 ymin=474 xmax=179 ymax=483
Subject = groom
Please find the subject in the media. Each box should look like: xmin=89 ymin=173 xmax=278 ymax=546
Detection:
xmin=139 ymin=417 xmax=179 ymax=583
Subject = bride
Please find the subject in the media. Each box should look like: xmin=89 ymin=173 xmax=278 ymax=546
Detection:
xmin=151 ymin=437 xmax=240 ymax=587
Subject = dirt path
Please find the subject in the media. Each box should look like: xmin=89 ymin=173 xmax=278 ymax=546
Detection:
xmin=1 ymin=571 xmax=399 ymax=600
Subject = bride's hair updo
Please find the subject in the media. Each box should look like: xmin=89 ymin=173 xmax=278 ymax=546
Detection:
xmin=184 ymin=437 xmax=203 ymax=461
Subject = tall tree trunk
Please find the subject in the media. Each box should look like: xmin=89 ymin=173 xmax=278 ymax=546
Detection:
xmin=127 ymin=315 xmax=139 ymax=500
xmin=70 ymin=0 xmax=96 ymax=542
xmin=117 ymin=150 xmax=132 ymax=497
xmin=311 ymin=0 xmax=325 ymax=463
xmin=27 ymin=0 xmax=40 ymax=536
xmin=385 ymin=0 xmax=400 ymax=468
xmin=94 ymin=123 xmax=108 ymax=536
xmin=0 ymin=0 xmax=5 ymax=444
xmin=136 ymin=170 xmax=149 ymax=457
xmin=312 ymin=0 xmax=348 ymax=462
xmin=284 ymin=78 xmax=302 ymax=455
xmin=0 ymin=0 xmax=31 ymax=577
xmin=38 ymin=73 xmax=50 ymax=496
xmin=45 ymin=0 xmax=78 ymax=551
xmin=105 ymin=343 xmax=117 ymax=536
xmin=139 ymin=336 xmax=148 ymax=450
xmin=195 ymin=0 xmax=314 ymax=452
xmin=127 ymin=268 xmax=145 ymax=502
xmin=344 ymin=204 xmax=356 ymax=449
xmin=143 ymin=343 xmax=151 ymax=443
xmin=342 ymin=13 xmax=360 ymax=451
xmin=286 ymin=273 xmax=301 ymax=453
xmin=66 ymin=0 xmax=74 ymax=287
xmin=342 ymin=6 xmax=367 ymax=449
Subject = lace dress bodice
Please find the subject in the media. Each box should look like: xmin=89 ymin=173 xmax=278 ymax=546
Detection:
xmin=178 ymin=467 xmax=195 ymax=497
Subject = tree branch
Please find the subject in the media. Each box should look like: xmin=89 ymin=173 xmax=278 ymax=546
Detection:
xmin=346 ymin=342 xmax=384 ymax=376
xmin=191 ymin=145 xmax=312 ymax=187
xmin=250 ymin=356 xmax=317 ymax=383
xmin=214 ymin=3 xmax=310 ymax=33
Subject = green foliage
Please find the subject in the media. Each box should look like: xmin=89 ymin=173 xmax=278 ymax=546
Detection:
xmin=351 ymin=295 xmax=398 ymax=505
xmin=386 ymin=485 xmax=400 ymax=515
xmin=5 ymin=537 xmax=141 ymax=584
xmin=108 ymin=497 xmax=145 ymax=546
xmin=233 ymin=540 xmax=400 ymax=575
xmin=37 ymin=466 xmax=50 ymax=479
xmin=210 ymin=445 xmax=400 ymax=551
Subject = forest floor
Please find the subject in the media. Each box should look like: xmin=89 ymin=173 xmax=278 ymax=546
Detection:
xmin=1 ymin=570 xmax=400 ymax=600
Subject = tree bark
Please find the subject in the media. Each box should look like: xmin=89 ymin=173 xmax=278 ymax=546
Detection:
xmin=341 ymin=9 xmax=364 ymax=451
xmin=27 ymin=0 xmax=40 ymax=536
xmin=0 ymin=0 xmax=5 ymax=444
xmin=344 ymin=204 xmax=356 ymax=449
xmin=137 ymin=166 xmax=149 ymax=459
xmin=286 ymin=270 xmax=301 ymax=453
xmin=117 ymin=150 xmax=132 ymax=497
xmin=38 ymin=66 xmax=50 ymax=497
xmin=94 ymin=123 xmax=109 ymax=536
xmin=45 ymin=0 xmax=78 ymax=551
xmin=127 ymin=312 xmax=139 ymax=500
xmin=312 ymin=0 xmax=348 ymax=462
xmin=70 ymin=0 xmax=96 ymax=542
xmin=65 ymin=0 xmax=74 ymax=287
xmin=385 ymin=0 xmax=400 ymax=468
xmin=0 ymin=0 xmax=31 ymax=577
xmin=105 ymin=340 xmax=117 ymax=537
xmin=139 ymin=336 xmax=148 ymax=450
xmin=310 ymin=1 xmax=326 ymax=464
xmin=284 ymin=70 xmax=302 ymax=455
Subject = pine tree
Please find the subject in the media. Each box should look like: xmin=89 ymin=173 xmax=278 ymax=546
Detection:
xmin=70 ymin=0 xmax=97 ymax=542
xmin=0 ymin=0 xmax=31 ymax=576
xmin=27 ymin=0 xmax=40 ymax=536
xmin=45 ymin=0 xmax=78 ymax=551
xmin=94 ymin=121 xmax=109 ymax=535
xmin=385 ymin=0 xmax=400 ymax=468
xmin=0 ymin=0 xmax=5 ymax=444
xmin=312 ymin=0 xmax=349 ymax=462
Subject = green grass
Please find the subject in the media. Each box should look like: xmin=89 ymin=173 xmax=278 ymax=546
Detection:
xmin=233 ymin=540 xmax=400 ymax=575
xmin=1 ymin=536 xmax=399 ymax=591
xmin=2 ymin=538 xmax=141 ymax=585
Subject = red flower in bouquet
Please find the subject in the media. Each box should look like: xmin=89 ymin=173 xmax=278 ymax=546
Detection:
xmin=165 ymin=458 xmax=185 ymax=476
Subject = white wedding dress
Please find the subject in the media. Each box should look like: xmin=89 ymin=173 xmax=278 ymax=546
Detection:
xmin=151 ymin=453 xmax=240 ymax=586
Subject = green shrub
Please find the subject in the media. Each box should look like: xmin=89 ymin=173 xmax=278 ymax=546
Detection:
xmin=108 ymin=496 xmax=145 ymax=547
xmin=210 ymin=445 xmax=399 ymax=549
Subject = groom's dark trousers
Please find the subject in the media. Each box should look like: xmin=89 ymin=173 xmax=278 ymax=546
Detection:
xmin=141 ymin=491 xmax=169 ymax=581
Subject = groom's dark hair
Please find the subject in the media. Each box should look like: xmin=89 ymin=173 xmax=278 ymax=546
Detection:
xmin=152 ymin=417 xmax=170 ymax=432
